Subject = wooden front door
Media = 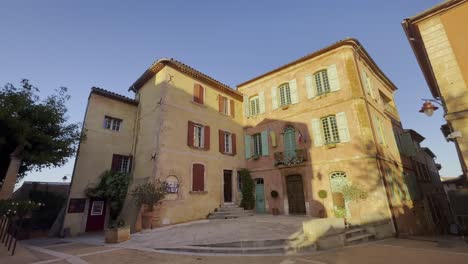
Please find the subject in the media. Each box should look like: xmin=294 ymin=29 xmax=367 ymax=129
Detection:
xmin=286 ymin=175 xmax=306 ymax=215
xmin=223 ymin=170 xmax=233 ymax=203
xmin=85 ymin=199 xmax=106 ymax=232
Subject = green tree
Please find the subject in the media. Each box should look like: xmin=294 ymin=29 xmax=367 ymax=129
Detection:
xmin=239 ymin=169 xmax=255 ymax=210
xmin=0 ymin=80 xmax=81 ymax=198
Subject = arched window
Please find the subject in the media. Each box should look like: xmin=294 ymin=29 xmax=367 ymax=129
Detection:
xmin=314 ymin=70 xmax=330 ymax=95
xmin=329 ymin=171 xmax=347 ymax=217
xmin=283 ymin=126 xmax=296 ymax=158
xmin=278 ymin=83 xmax=292 ymax=106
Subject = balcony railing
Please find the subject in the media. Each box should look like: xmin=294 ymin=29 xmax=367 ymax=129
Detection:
xmin=274 ymin=149 xmax=307 ymax=167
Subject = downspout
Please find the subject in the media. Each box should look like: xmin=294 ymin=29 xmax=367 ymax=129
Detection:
xmin=351 ymin=50 xmax=399 ymax=235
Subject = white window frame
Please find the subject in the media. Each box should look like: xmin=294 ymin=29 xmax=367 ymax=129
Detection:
xmin=249 ymin=96 xmax=260 ymax=116
xmin=118 ymin=156 xmax=131 ymax=173
xmin=104 ymin=116 xmax=122 ymax=131
xmin=314 ymin=70 xmax=330 ymax=95
xmin=193 ymin=124 xmax=205 ymax=148
xmin=224 ymin=132 xmax=232 ymax=154
xmin=90 ymin=201 xmax=104 ymax=216
xmin=252 ymin=133 xmax=262 ymax=156
xmin=321 ymin=115 xmax=340 ymax=144
xmin=278 ymin=83 xmax=291 ymax=106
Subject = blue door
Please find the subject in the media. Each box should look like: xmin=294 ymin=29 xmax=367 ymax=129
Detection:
xmin=255 ymin=178 xmax=265 ymax=213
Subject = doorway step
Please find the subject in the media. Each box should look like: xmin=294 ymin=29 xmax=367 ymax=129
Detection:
xmin=207 ymin=204 xmax=254 ymax=220
xmin=345 ymin=227 xmax=375 ymax=245
xmin=154 ymin=238 xmax=317 ymax=255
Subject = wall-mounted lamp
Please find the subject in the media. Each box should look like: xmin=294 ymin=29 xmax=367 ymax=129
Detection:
xmin=419 ymin=99 xmax=443 ymax=117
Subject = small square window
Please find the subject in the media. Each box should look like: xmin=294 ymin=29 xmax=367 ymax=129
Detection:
xmin=104 ymin=116 xmax=122 ymax=131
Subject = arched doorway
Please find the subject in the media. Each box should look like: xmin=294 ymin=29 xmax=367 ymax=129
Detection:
xmin=286 ymin=175 xmax=306 ymax=215
xmin=255 ymin=178 xmax=265 ymax=213
xmin=329 ymin=171 xmax=348 ymax=218
xmin=283 ymin=126 xmax=296 ymax=158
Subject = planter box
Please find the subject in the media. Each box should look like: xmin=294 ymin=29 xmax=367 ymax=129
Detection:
xmin=105 ymin=226 xmax=130 ymax=243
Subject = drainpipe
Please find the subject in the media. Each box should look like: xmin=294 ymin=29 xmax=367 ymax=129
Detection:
xmin=351 ymin=50 xmax=399 ymax=235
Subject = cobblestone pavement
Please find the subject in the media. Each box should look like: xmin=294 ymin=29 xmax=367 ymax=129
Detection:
xmin=1 ymin=237 xmax=468 ymax=264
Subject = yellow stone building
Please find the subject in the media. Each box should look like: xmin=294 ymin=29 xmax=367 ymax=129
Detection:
xmin=402 ymin=0 xmax=468 ymax=181
xmin=62 ymin=39 xmax=428 ymax=237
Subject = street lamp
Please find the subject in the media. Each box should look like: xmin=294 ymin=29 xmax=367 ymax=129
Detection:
xmin=419 ymin=99 xmax=442 ymax=117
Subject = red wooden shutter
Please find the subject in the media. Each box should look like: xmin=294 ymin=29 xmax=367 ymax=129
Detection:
xmin=198 ymin=85 xmax=205 ymax=104
xmin=204 ymin=125 xmax=210 ymax=150
xmin=219 ymin=130 xmax=224 ymax=153
xmin=230 ymin=99 xmax=235 ymax=118
xmin=111 ymin=154 xmax=120 ymax=171
xmin=218 ymin=95 xmax=223 ymax=113
xmin=232 ymin=133 xmax=237 ymax=155
xmin=192 ymin=164 xmax=205 ymax=191
xmin=187 ymin=121 xmax=194 ymax=147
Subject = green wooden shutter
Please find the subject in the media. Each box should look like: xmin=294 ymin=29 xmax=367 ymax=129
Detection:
xmin=243 ymin=95 xmax=250 ymax=117
xmin=289 ymin=79 xmax=298 ymax=104
xmin=361 ymin=70 xmax=371 ymax=95
xmin=400 ymin=131 xmax=416 ymax=157
xmin=305 ymin=74 xmax=315 ymax=99
xmin=259 ymin=91 xmax=266 ymax=114
xmin=261 ymin=130 xmax=269 ymax=156
xmin=244 ymin=134 xmax=251 ymax=159
xmin=328 ymin=64 xmax=340 ymax=92
xmin=311 ymin=119 xmax=323 ymax=147
xmin=336 ymin=112 xmax=350 ymax=143
xmin=373 ymin=115 xmax=383 ymax=144
xmin=271 ymin=86 xmax=278 ymax=110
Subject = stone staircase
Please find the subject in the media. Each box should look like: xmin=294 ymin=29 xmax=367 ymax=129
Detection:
xmin=345 ymin=227 xmax=375 ymax=245
xmin=207 ymin=204 xmax=254 ymax=220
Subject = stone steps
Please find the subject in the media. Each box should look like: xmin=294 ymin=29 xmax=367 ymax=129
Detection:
xmin=154 ymin=238 xmax=316 ymax=255
xmin=345 ymin=228 xmax=374 ymax=245
xmin=208 ymin=205 xmax=254 ymax=220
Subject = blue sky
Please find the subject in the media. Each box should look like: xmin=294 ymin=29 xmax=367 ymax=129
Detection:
xmin=1 ymin=0 xmax=461 ymax=186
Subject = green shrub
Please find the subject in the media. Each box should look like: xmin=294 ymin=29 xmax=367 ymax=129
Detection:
xmin=131 ymin=180 xmax=168 ymax=211
xmin=29 ymin=190 xmax=66 ymax=230
xmin=239 ymin=169 xmax=255 ymax=210
xmin=85 ymin=170 xmax=131 ymax=227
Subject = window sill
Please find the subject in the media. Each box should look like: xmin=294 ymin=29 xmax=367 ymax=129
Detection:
xmin=190 ymin=100 xmax=206 ymax=108
xmin=325 ymin=143 xmax=338 ymax=149
xmin=280 ymin=105 xmax=290 ymax=110
xmin=190 ymin=191 xmax=208 ymax=195
xmin=189 ymin=146 xmax=208 ymax=151
xmin=218 ymin=112 xmax=233 ymax=118
xmin=221 ymin=152 xmax=236 ymax=156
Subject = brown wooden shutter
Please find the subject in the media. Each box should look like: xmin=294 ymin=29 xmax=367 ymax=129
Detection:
xmin=218 ymin=95 xmax=223 ymax=113
xmin=187 ymin=121 xmax=194 ymax=147
xmin=230 ymin=99 xmax=235 ymax=118
xmin=204 ymin=125 xmax=210 ymax=150
xmin=111 ymin=154 xmax=120 ymax=171
xmin=193 ymin=84 xmax=200 ymax=103
xmin=198 ymin=85 xmax=204 ymax=104
xmin=192 ymin=164 xmax=205 ymax=191
xmin=219 ymin=130 xmax=224 ymax=153
xmin=232 ymin=133 xmax=237 ymax=155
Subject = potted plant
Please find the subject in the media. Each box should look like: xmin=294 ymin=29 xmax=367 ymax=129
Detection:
xmin=85 ymin=170 xmax=131 ymax=243
xmin=131 ymin=180 xmax=168 ymax=230
xmin=270 ymin=190 xmax=280 ymax=215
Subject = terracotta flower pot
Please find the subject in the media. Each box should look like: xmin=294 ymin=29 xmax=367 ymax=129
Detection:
xmin=141 ymin=211 xmax=154 ymax=229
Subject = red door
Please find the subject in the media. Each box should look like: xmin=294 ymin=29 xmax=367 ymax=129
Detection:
xmin=85 ymin=199 xmax=106 ymax=232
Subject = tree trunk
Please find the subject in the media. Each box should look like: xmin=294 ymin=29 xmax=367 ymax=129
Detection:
xmin=0 ymin=145 xmax=24 ymax=199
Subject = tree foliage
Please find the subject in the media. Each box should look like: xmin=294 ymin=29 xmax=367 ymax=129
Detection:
xmin=0 ymin=79 xmax=81 ymax=181
xmin=239 ymin=169 xmax=255 ymax=210
xmin=85 ymin=170 xmax=131 ymax=226
xmin=131 ymin=180 xmax=168 ymax=211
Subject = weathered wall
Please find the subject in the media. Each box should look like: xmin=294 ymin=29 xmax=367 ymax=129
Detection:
xmin=63 ymin=93 xmax=137 ymax=235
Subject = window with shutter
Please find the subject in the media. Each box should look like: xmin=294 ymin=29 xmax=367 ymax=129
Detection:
xmin=252 ymin=133 xmax=262 ymax=156
xmin=311 ymin=119 xmax=323 ymax=147
xmin=218 ymin=130 xmax=225 ymax=153
xmin=314 ymin=70 xmax=330 ymax=95
xmin=258 ymin=91 xmax=266 ymax=114
xmin=283 ymin=126 xmax=296 ymax=158
xmin=245 ymin=134 xmax=252 ymax=159
xmin=230 ymin=99 xmax=235 ymax=118
xmin=243 ymin=95 xmax=250 ymax=117
xmin=192 ymin=163 xmax=205 ymax=192
xmin=321 ymin=115 xmax=340 ymax=144
xmin=219 ymin=95 xmax=230 ymax=115
xmin=336 ymin=112 xmax=350 ymax=143
xmin=261 ymin=130 xmax=269 ymax=156
xmin=278 ymin=83 xmax=292 ymax=106
xmin=111 ymin=154 xmax=131 ymax=173
xmin=193 ymin=84 xmax=204 ymax=104
xmin=193 ymin=124 xmax=204 ymax=148
xmin=249 ymin=96 xmax=260 ymax=116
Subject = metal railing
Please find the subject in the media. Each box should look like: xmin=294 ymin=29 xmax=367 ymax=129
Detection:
xmin=0 ymin=215 xmax=19 ymax=256
xmin=274 ymin=149 xmax=307 ymax=167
